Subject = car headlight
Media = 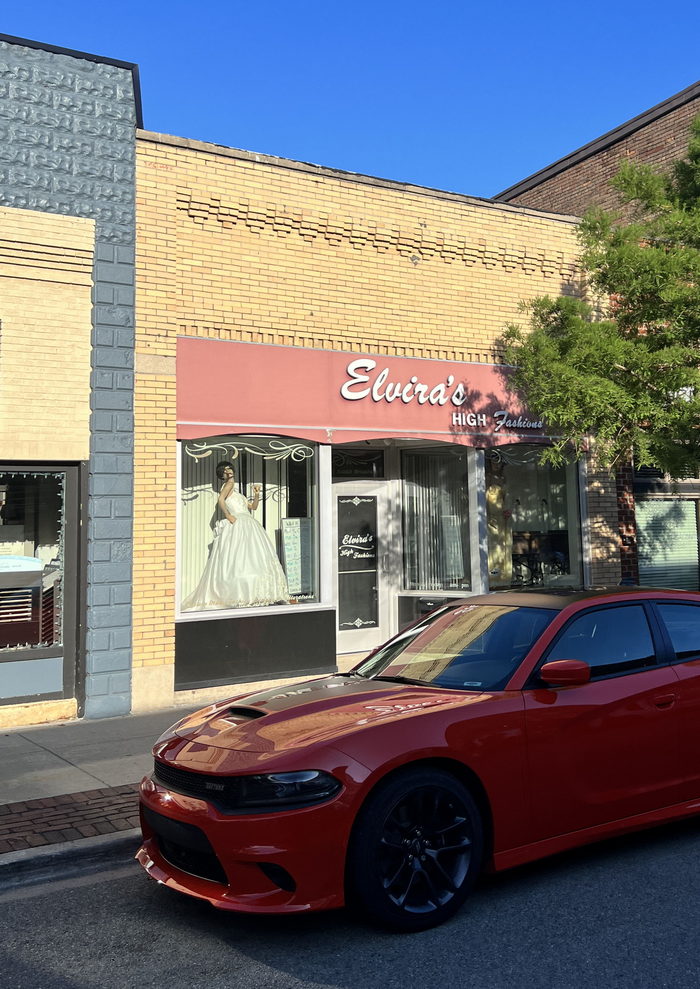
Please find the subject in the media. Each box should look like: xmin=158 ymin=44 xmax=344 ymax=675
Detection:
xmin=152 ymin=760 xmax=343 ymax=813
xmin=238 ymin=770 xmax=342 ymax=809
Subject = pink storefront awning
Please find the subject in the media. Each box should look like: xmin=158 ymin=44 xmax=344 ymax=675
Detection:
xmin=176 ymin=337 xmax=548 ymax=447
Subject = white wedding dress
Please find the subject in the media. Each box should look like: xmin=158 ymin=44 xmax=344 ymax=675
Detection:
xmin=182 ymin=490 xmax=289 ymax=610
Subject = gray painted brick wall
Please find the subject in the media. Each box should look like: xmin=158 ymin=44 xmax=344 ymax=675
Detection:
xmin=0 ymin=39 xmax=137 ymax=718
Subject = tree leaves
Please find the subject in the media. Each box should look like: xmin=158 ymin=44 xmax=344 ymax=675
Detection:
xmin=504 ymin=116 xmax=700 ymax=478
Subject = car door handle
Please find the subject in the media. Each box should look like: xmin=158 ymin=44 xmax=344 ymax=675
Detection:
xmin=653 ymin=694 xmax=676 ymax=709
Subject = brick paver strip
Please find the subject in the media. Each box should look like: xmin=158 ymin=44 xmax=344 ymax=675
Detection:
xmin=0 ymin=783 xmax=141 ymax=853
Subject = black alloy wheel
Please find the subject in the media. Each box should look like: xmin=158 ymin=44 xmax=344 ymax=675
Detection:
xmin=346 ymin=767 xmax=484 ymax=932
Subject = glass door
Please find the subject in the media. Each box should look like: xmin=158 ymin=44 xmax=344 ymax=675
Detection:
xmin=334 ymin=480 xmax=398 ymax=655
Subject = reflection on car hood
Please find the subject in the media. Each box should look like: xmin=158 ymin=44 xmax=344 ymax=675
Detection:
xmin=160 ymin=676 xmax=487 ymax=759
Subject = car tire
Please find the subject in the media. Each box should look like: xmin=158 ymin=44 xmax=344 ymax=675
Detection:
xmin=346 ymin=766 xmax=484 ymax=932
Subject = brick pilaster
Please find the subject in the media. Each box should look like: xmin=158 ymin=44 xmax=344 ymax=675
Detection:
xmin=616 ymin=463 xmax=640 ymax=584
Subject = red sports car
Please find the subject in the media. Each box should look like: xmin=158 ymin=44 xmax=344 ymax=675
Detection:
xmin=137 ymin=588 xmax=700 ymax=931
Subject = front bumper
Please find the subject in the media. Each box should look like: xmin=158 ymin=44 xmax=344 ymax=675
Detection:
xmin=136 ymin=775 xmax=353 ymax=914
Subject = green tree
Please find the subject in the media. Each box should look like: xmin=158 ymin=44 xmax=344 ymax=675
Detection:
xmin=504 ymin=116 xmax=700 ymax=478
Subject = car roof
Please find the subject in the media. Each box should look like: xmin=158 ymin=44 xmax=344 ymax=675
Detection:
xmin=444 ymin=587 xmax=700 ymax=612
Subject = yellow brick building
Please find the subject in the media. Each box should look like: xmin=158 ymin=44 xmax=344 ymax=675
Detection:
xmin=0 ymin=208 xmax=94 ymax=464
xmin=0 ymin=207 xmax=94 ymax=728
xmin=134 ymin=131 xmax=620 ymax=711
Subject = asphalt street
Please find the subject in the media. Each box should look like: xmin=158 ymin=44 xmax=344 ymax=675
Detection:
xmin=2 ymin=817 xmax=700 ymax=989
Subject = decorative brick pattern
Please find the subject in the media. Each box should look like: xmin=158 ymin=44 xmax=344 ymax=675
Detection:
xmin=177 ymin=188 xmax=579 ymax=281
xmin=0 ymin=207 xmax=94 ymax=461
xmin=0 ymin=40 xmax=137 ymax=718
xmin=0 ymin=227 xmax=93 ymax=274
xmin=0 ymin=784 xmax=139 ymax=854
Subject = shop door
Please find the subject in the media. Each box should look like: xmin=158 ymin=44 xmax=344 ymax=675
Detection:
xmin=334 ymin=481 xmax=398 ymax=655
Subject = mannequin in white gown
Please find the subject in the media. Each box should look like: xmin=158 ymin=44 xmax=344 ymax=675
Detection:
xmin=182 ymin=461 xmax=289 ymax=610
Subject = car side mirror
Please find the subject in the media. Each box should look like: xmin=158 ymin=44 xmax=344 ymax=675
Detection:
xmin=539 ymin=659 xmax=591 ymax=686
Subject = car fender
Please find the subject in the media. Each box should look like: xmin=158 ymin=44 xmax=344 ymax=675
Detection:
xmin=331 ymin=695 xmax=529 ymax=856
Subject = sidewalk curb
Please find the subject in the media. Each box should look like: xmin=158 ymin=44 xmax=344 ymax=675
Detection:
xmin=0 ymin=828 xmax=142 ymax=891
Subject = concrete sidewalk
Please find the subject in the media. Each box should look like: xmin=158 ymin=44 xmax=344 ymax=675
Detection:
xmin=0 ymin=705 xmax=197 ymax=880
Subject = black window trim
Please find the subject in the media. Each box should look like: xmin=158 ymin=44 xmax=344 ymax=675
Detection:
xmin=526 ymin=601 xmax=669 ymax=688
xmin=649 ymin=599 xmax=700 ymax=666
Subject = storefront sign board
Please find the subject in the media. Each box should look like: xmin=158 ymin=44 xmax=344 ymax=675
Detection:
xmin=177 ymin=338 xmax=547 ymax=446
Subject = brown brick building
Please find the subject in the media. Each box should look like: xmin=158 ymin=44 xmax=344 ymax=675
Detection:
xmin=495 ymin=80 xmax=700 ymax=215
xmin=496 ymin=79 xmax=700 ymax=593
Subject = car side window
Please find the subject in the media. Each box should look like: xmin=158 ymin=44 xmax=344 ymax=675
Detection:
xmin=657 ymin=603 xmax=700 ymax=663
xmin=545 ymin=605 xmax=657 ymax=679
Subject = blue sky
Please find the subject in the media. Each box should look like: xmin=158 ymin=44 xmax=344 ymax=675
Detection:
xmin=3 ymin=1 xmax=700 ymax=198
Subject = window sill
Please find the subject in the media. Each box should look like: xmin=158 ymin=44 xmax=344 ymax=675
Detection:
xmin=176 ymin=602 xmax=335 ymax=622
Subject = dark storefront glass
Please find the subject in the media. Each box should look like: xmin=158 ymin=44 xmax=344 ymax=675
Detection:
xmin=485 ymin=445 xmax=582 ymax=589
xmin=337 ymin=494 xmax=379 ymax=631
xmin=0 ymin=471 xmax=65 ymax=650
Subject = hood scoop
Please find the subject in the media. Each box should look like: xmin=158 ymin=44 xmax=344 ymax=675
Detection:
xmin=170 ymin=704 xmax=269 ymax=744
xmin=222 ymin=706 xmax=266 ymax=722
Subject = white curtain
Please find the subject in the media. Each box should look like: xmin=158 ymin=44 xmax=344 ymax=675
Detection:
xmin=402 ymin=451 xmax=469 ymax=592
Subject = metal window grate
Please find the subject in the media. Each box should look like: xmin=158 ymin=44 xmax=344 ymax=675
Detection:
xmin=0 ymin=588 xmax=32 ymax=623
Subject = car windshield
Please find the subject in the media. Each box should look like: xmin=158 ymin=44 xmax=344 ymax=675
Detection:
xmin=354 ymin=604 xmax=558 ymax=691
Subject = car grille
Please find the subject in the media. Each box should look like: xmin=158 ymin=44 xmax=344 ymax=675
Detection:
xmin=152 ymin=759 xmax=245 ymax=812
xmin=141 ymin=805 xmax=228 ymax=885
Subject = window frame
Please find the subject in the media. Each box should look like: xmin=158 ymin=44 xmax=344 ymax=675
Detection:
xmin=650 ymin=599 xmax=700 ymax=665
xmin=527 ymin=601 xmax=668 ymax=686
xmin=484 ymin=443 xmax=584 ymax=592
xmin=400 ymin=446 xmax=472 ymax=594
xmin=176 ymin=436 xmax=331 ymax=621
xmin=0 ymin=462 xmax=80 ymax=704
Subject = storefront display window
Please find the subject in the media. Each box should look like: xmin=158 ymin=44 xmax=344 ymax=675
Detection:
xmin=0 ymin=471 xmax=65 ymax=650
xmin=179 ymin=436 xmax=318 ymax=612
xmin=401 ymin=449 xmax=471 ymax=592
xmin=485 ymin=446 xmax=581 ymax=589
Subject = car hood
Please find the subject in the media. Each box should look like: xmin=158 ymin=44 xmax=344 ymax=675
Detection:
xmin=156 ymin=675 xmax=488 ymax=764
